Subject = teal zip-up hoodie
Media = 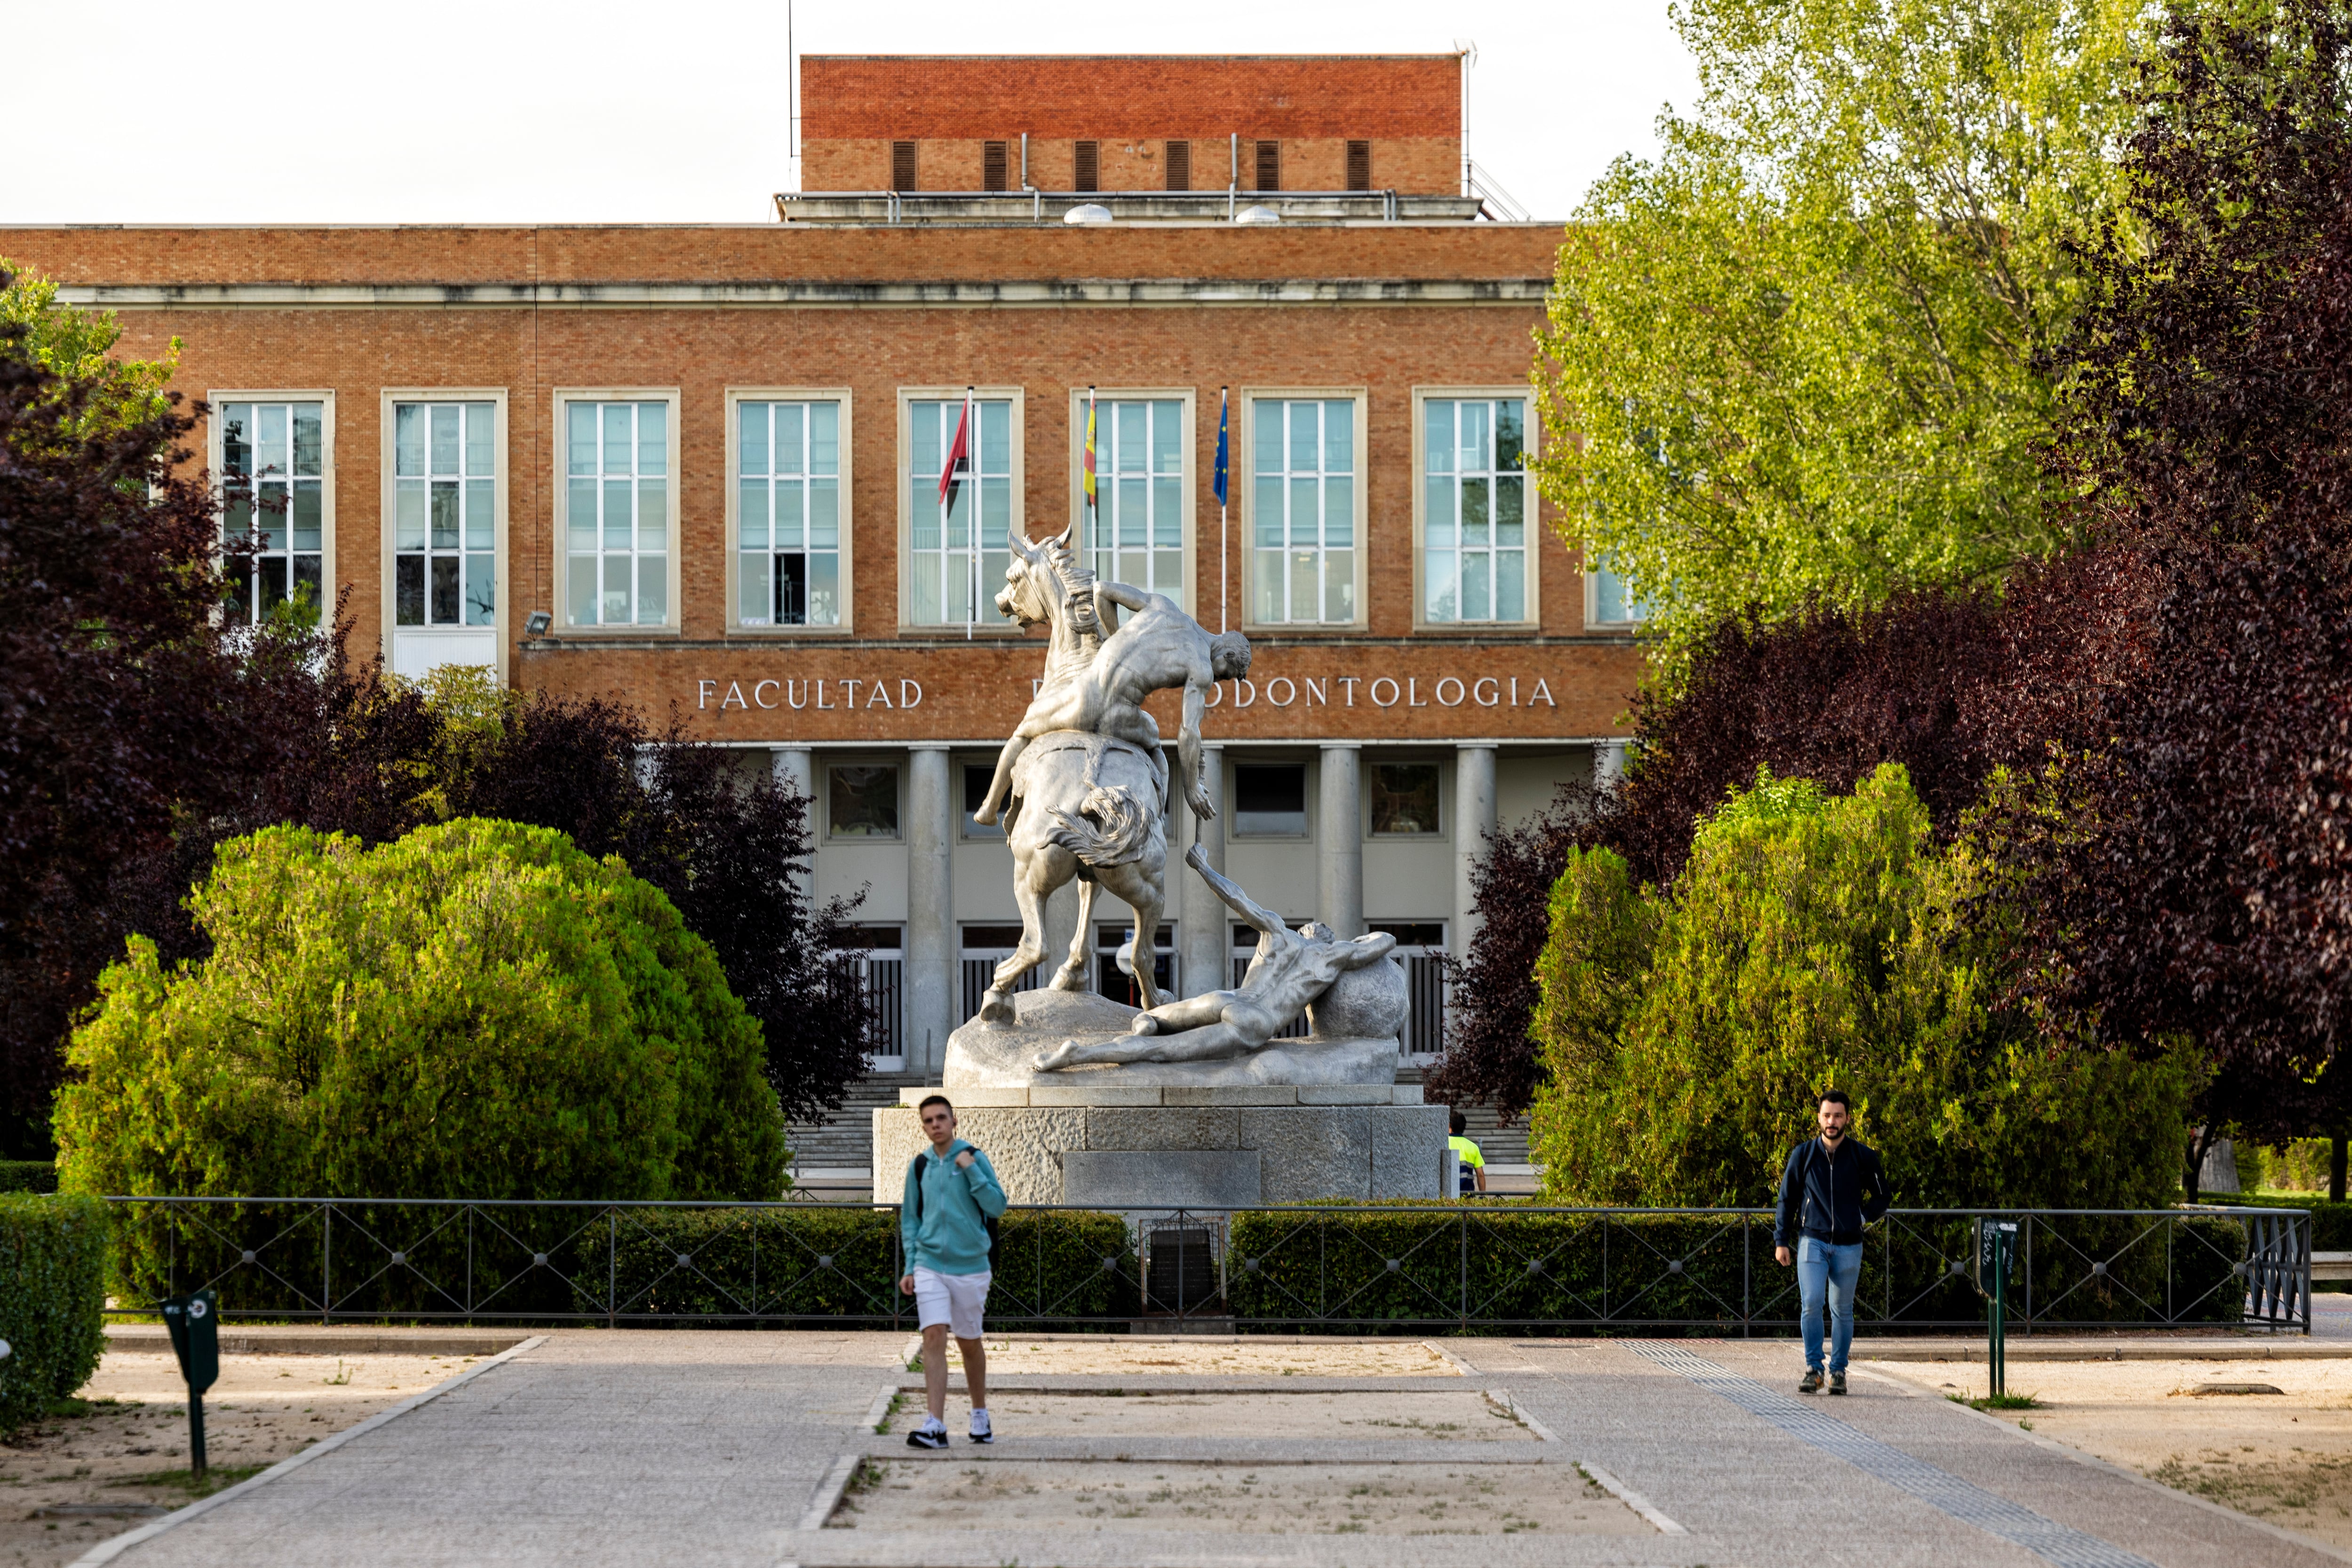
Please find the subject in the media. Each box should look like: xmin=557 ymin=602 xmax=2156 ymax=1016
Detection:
xmin=900 ymin=1139 xmax=1008 ymax=1276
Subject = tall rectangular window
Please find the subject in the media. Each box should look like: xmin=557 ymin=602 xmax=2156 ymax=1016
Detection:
xmin=738 ymin=400 xmax=841 ymax=626
xmin=1089 ymin=398 xmax=1184 ymax=598
xmin=1347 ymin=140 xmax=1372 ymax=191
xmin=891 ymin=141 xmax=917 ymax=191
xmin=393 ymin=401 xmax=495 ymax=629
xmin=1165 ymin=140 xmax=1191 ymax=191
xmin=907 ymin=398 xmax=1013 ymax=627
xmin=1423 ymin=397 xmax=1528 ymax=624
xmin=982 ymin=140 xmax=1009 ymax=191
xmin=1254 ymin=139 xmax=1280 ymax=191
xmin=564 ymin=401 xmax=668 ymax=627
xmin=1250 ymin=398 xmax=1356 ymax=625
xmin=221 ymin=400 xmax=324 ymax=624
xmin=1074 ymin=140 xmax=1099 ymax=192
xmin=1590 ymin=562 xmax=1654 ymax=626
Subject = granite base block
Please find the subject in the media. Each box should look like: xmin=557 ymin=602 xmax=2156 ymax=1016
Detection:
xmin=1062 ymin=1151 xmax=1262 ymax=1207
xmin=875 ymin=1101 xmax=1449 ymax=1204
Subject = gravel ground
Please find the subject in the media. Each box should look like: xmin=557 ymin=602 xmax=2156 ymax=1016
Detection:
xmin=0 ymin=1353 xmax=477 ymax=1568
xmin=880 ymin=1388 xmax=1534 ymax=1441
xmin=1873 ymin=1354 xmax=2352 ymax=1553
xmin=958 ymin=1338 xmax=1459 ymax=1378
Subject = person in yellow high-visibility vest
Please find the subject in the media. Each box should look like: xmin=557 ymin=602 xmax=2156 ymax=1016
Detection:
xmin=1448 ymin=1110 xmax=1486 ymax=1196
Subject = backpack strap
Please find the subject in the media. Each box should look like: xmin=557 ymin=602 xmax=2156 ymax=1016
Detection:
xmin=909 ymin=1153 xmax=927 ymax=1224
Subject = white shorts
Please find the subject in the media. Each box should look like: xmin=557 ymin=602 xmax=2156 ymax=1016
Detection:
xmin=912 ymin=1266 xmax=991 ymax=1338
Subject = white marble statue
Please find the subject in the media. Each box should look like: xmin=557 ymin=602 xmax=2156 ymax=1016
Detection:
xmin=969 ymin=526 xmax=1251 ymax=1024
xmin=1033 ymin=844 xmax=1399 ymax=1071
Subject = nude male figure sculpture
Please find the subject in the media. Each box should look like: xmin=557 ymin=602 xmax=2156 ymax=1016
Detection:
xmin=1033 ymin=844 xmax=1399 ymax=1071
xmin=972 ymin=581 xmax=1251 ymax=830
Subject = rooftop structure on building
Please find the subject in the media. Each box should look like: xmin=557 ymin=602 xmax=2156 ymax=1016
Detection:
xmin=780 ymin=53 xmax=1524 ymax=224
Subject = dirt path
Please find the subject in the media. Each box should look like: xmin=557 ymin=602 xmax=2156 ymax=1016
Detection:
xmin=0 ymin=1352 xmax=476 ymax=1568
xmin=959 ymin=1338 xmax=1459 ymax=1378
xmin=1878 ymin=1354 xmax=2352 ymax=1552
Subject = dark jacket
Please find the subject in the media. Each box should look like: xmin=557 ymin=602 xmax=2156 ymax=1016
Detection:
xmin=1773 ymin=1136 xmax=1891 ymax=1247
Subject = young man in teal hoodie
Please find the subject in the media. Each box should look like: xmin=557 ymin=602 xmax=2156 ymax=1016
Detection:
xmin=898 ymin=1095 xmax=1009 ymax=1448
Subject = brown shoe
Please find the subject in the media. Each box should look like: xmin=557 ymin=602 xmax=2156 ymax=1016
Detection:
xmin=1799 ymin=1369 xmax=1824 ymax=1394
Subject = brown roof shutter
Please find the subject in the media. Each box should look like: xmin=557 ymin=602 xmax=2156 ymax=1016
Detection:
xmin=1074 ymin=140 xmax=1099 ymax=192
xmin=1165 ymin=140 xmax=1191 ymax=192
xmin=1347 ymin=140 xmax=1372 ymax=192
xmin=983 ymin=140 xmax=1008 ymax=192
xmin=1254 ymin=139 xmax=1280 ymax=193
xmin=891 ymin=141 xmax=917 ymax=192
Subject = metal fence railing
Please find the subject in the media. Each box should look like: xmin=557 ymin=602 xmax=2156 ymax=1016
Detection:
xmin=94 ymin=1199 xmax=2311 ymax=1335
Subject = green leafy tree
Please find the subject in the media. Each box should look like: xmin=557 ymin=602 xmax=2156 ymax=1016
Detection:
xmin=1529 ymin=764 xmax=2200 ymax=1207
xmin=0 ymin=263 xmax=177 ymax=443
xmin=54 ymin=818 xmax=786 ymax=1202
xmin=1533 ymin=0 xmax=2143 ymax=683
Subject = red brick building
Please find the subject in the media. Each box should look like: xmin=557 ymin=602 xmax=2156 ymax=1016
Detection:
xmin=7 ymin=54 xmax=1640 ymax=1110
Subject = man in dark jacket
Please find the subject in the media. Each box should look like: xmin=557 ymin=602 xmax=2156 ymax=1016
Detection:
xmin=1772 ymin=1090 xmax=1891 ymax=1395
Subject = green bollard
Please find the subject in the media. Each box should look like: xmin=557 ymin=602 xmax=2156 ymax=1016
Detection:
xmin=160 ymin=1289 xmax=220 ymax=1478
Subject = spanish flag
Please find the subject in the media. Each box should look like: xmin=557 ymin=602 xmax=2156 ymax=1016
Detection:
xmin=1082 ymin=385 xmax=1098 ymax=516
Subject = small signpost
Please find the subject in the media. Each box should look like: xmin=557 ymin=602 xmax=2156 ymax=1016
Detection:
xmin=159 ymin=1289 xmax=220 ymax=1477
xmin=1971 ymin=1219 xmax=2019 ymax=1399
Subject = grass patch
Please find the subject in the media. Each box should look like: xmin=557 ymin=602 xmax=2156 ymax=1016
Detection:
xmin=1949 ymin=1392 xmax=2041 ymax=1411
xmin=45 ymin=1396 xmax=140 ymax=1419
xmin=128 ymin=1464 xmax=270 ymax=1498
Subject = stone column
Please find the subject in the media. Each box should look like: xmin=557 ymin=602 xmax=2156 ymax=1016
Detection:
xmin=1454 ymin=745 xmax=1498 ymax=958
xmin=1319 ymin=744 xmax=1363 ymax=938
xmin=1182 ymin=743 xmax=1225 ymax=997
xmin=771 ymin=747 xmax=814 ymax=811
xmin=904 ymin=745 xmax=954 ymax=1078
xmin=1595 ymin=740 xmax=1628 ymax=792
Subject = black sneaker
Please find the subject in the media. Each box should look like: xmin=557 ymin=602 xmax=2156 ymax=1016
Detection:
xmin=1798 ymin=1369 xmax=1824 ymax=1394
xmin=1828 ymin=1371 xmax=1848 ymax=1396
xmin=906 ymin=1424 xmax=949 ymax=1449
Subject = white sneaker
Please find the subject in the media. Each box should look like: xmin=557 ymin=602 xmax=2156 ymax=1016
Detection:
xmin=907 ymin=1416 xmax=948 ymax=1450
xmin=969 ymin=1408 xmax=993 ymax=1445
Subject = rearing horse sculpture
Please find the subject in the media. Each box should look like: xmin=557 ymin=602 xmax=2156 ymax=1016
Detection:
xmin=974 ymin=525 xmax=1251 ymax=1024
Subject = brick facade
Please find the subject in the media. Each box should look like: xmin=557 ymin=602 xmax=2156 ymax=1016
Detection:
xmin=799 ymin=56 xmax=1461 ymax=195
xmin=8 ymin=55 xmax=1635 ymax=1083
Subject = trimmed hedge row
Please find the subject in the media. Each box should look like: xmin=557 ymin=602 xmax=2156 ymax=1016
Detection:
xmin=1225 ymin=1207 xmax=2250 ymax=1329
xmin=2224 ymin=1194 xmax=2350 ymax=1251
xmin=0 ymin=1162 xmax=57 ymax=1194
xmin=573 ymin=1207 xmax=1138 ymax=1323
xmin=0 ymin=1194 xmax=108 ymax=1432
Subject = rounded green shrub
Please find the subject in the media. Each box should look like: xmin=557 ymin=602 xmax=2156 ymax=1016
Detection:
xmin=56 ymin=818 xmax=786 ymax=1204
xmin=1530 ymin=764 xmax=2201 ymax=1210
xmin=0 ymin=1193 xmax=107 ymax=1433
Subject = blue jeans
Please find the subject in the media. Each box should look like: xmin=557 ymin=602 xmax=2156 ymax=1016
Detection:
xmin=1797 ymin=1236 xmax=1864 ymax=1373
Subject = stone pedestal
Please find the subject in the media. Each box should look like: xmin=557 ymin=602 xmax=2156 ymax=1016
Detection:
xmin=872 ymin=1084 xmax=1448 ymax=1206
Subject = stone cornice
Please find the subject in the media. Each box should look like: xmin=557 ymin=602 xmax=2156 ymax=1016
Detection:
xmin=56 ymin=277 xmax=1549 ymax=310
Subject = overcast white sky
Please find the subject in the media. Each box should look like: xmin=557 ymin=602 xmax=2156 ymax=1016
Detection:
xmin=1 ymin=0 xmax=1695 ymax=226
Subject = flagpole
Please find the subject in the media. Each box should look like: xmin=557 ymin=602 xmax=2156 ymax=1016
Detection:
xmin=1218 ymin=387 xmax=1229 ymax=634
xmin=964 ymin=384 xmax=975 ymax=641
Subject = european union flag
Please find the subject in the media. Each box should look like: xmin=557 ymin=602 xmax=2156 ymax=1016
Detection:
xmin=1213 ymin=386 xmax=1229 ymax=507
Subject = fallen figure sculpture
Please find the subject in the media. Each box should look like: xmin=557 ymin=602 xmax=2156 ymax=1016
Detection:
xmin=1033 ymin=844 xmax=1398 ymax=1071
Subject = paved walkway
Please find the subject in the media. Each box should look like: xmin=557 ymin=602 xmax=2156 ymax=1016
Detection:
xmin=81 ymin=1331 xmax=2345 ymax=1568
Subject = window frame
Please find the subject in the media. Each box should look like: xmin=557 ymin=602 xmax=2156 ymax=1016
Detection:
xmin=1585 ymin=557 xmax=1654 ymax=631
xmin=210 ymin=389 xmax=335 ymax=627
xmin=1365 ymin=756 xmax=1448 ymax=840
xmin=550 ymin=387 xmax=683 ymax=637
xmin=1228 ymin=756 xmax=1313 ymax=841
xmin=1238 ymin=388 xmax=1370 ymax=633
xmin=824 ymin=757 xmax=906 ymax=844
xmin=1068 ymin=387 xmax=1195 ymax=616
xmin=725 ymin=386 xmax=855 ymax=637
xmin=1411 ymin=386 xmax=1542 ymax=633
xmin=896 ymin=385 xmax=1026 ymax=636
xmin=377 ymin=387 xmax=509 ymax=680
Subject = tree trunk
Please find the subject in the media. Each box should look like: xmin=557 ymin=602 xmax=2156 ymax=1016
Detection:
xmin=2332 ymin=1134 xmax=2347 ymax=1203
xmin=2184 ymin=1125 xmax=2218 ymax=1205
